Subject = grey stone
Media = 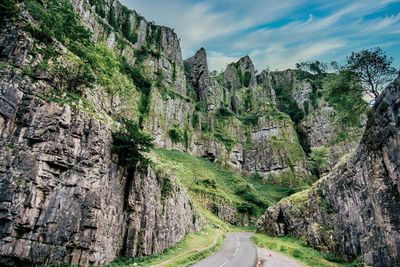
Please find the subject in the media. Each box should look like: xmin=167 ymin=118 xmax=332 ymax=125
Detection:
xmin=256 ymin=76 xmax=400 ymax=267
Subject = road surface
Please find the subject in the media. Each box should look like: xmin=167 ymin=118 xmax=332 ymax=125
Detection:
xmin=192 ymin=232 xmax=257 ymax=267
xmin=256 ymin=246 xmax=306 ymax=267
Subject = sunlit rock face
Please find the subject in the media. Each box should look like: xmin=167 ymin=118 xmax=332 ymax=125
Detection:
xmin=257 ymin=77 xmax=400 ymax=267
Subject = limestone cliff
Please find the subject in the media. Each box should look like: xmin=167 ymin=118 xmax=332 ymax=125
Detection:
xmin=0 ymin=0 xmax=383 ymax=265
xmin=256 ymin=77 xmax=400 ymax=266
xmin=0 ymin=5 xmax=201 ymax=266
xmin=0 ymin=67 xmax=202 ymax=265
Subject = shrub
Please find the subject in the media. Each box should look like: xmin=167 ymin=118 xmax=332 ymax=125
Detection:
xmin=240 ymin=114 xmax=259 ymax=126
xmin=200 ymin=178 xmax=217 ymax=189
xmin=273 ymin=83 xmax=304 ymax=124
xmin=192 ymin=111 xmax=199 ymax=129
xmin=54 ymin=60 xmax=95 ymax=95
xmin=216 ymin=107 xmax=234 ymax=118
xmin=168 ymin=128 xmax=182 ymax=144
xmin=112 ymin=118 xmax=154 ymax=169
xmin=24 ymin=0 xmax=93 ymax=48
xmin=242 ymin=71 xmax=251 ymax=87
xmin=1 ymin=0 xmax=19 ymax=23
xmin=308 ymin=146 xmax=329 ymax=178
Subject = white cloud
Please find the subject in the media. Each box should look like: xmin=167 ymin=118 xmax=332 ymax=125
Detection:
xmin=251 ymin=40 xmax=345 ymax=70
xmin=208 ymin=51 xmax=239 ymax=72
xmin=119 ymin=0 xmax=400 ymax=71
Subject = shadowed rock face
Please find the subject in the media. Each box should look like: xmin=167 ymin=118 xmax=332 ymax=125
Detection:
xmin=0 ymin=25 xmax=201 ymax=266
xmin=184 ymin=48 xmax=211 ymax=102
xmin=257 ymin=77 xmax=400 ymax=267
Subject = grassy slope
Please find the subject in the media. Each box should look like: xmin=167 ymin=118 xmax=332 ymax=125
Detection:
xmin=152 ymin=148 xmax=293 ymax=219
xmin=106 ymin=148 xmax=293 ymax=266
xmin=251 ymin=234 xmax=361 ymax=267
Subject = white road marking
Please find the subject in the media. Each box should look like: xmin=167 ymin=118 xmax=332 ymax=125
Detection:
xmin=218 ymin=238 xmax=241 ymax=267
xmin=232 ymin=241 xmax=240 ymax=257
xmin=219 ymin=259 xmax=230 ymax=267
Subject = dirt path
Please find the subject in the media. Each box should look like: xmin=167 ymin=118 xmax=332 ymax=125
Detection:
xmin=256 ymin=247 xmax=307 ymax=267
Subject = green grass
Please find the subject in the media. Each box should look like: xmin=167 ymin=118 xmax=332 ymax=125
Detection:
xmin=252 ymin=234 xmax=361 ymax=267
xmin=107 ymin=208 xmax=227 ymax=267
xmin=152 ymin=148 xmax=293 ymax=219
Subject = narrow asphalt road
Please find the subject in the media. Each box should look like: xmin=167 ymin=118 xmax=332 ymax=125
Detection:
xmin=192 ymin=232 xmax=257 ymax=267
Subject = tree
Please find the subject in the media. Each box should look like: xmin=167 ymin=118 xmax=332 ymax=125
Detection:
xmin=324 ymin=69 xmax=367 ymax=127
xmin=309 ymin=146 xmax=329 ymax=178
xmin=112 ymin=118 xmax=154 ymax=169
xmin=296 ymin=61 xmax=328 ymax=75
xmin=346 ymin=47 xmax=397 ymax=99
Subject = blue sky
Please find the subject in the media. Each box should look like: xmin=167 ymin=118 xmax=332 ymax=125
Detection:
xmin=120 ymin=0 xmax=400 ymax=72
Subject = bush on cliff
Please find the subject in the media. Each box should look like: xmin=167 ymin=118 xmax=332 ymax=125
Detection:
xmin=112 ymin=118 xmax=154 ymax=168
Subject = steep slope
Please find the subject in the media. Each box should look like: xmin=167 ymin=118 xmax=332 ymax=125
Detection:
xmin=265 ymin=69 xmax=366 ymax=176
xmin=0 ymin=1 xmax=202 ymax=265
xmin=0 ymin=70 xmax=201 ymax=265
xmin=0 ymin=0 xmax=377 ymax=265
xmin=256 ymin=76 xmax=400 ymax=266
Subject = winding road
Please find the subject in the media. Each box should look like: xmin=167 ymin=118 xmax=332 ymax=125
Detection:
xmin=192 ymin=232 xmax=257 ymax=267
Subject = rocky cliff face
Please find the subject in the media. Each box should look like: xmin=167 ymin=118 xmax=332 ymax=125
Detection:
xmin=256 ymin=77 xmax=400 ymax=266
xmin=184 ymin=48 xmax=211 ymax=102
xmin=0 ymin=0 xmax=378 ymax=265
xmin=0 ymin=21 xmax=201 ymax=266
xmin=297 ymin=103 xmax=365 ymax=170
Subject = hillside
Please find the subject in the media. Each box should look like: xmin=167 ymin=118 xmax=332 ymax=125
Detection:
xmin=0 ymin=0 xmax=397 ymax=266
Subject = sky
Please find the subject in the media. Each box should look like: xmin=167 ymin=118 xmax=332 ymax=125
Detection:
xmin=120 ymin=0 xmax=400 ymax=72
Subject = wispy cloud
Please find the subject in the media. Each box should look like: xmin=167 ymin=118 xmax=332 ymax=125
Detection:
xmin=120 ymin=0 xmax=400 ymax=71
xmin=208 ymin=51 xmax=239 ymax=72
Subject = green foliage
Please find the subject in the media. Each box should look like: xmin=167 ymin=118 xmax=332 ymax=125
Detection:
xmin=273 ymin=83 xmax=305 ymax=124
xmin=240 ymin=114 xmax=259 ymax=126
xmin=120 ymin=57 xmax=152 ymax=122
xmin=121 ymin=15 xmax=138 ymax=44
xmin=201 ymin=121 xmax=210 ymax=133
xmin=252 ymin=173 xmax=263 ymax=183
xmin=0 ymin=0 xmax=20 ymax=23
xmin=23 ymin=23 xmax=52 ymax=44
xmin=242 ymin=71 xmax=251 ymax=87
xmin=112 ymin=118 xmax=154 ymax=169
xmin=243 ymin=88 xmax=254 ymax=111
xmin=53 ymin=59 xmax=95 ymax=95
xmin=216 ymin=106 xmax=235 ymax=118
xmin=346 ymin=47 xmax=397 ymax=99
xmin=309 ymin=146 xmax=329 ymax=178
xmin=213 ymin=111 xmax=237 ymax=152
xmin=154 ymin=148 xmax=293 ymax=221
xmin=252 ymin=234 xmax=350 ymax=267
xmin=108 ymin=6 xmax=118 ymax=30
xmin=171 ymin=61 xmax=177 ymax=83
xmin=236 ymin=67 xmax=252 ymax=87
xmin=192 ymin=111 xmax=199 ymax=129
xmin=323 ymin=71 xmax=366 ymax=127
xmin=146 ymin=23 xmax=161 ymax=47
xmin=168 ymin=127 xmax=183 ymax=144
xmin=155 ymin=169 xmax=173 ymax=199
xmin=296 ymin=60 xmax=328 ymax=75
xmin=304 ymin=100 xmax=309 ymax=115
xmin=214 ymin=131 xmax=235 ymax=152
xmin=89 ymin=0 xmax=106 ymax=18
xmin=24 ymin=0 xmax=92 ymax=48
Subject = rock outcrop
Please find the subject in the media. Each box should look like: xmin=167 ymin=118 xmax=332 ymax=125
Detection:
xmin=256 ymin=77 xmax=400 ymax=266
xmin=297 ymin=103 xmax=365 ymax=169
xmin=184 ymin=48 xmax=211 ymax=102
xmin=223 ymin=56 xmax=257 ymax=94
xmin=0 ymin=25 xmax=201 ymax=266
